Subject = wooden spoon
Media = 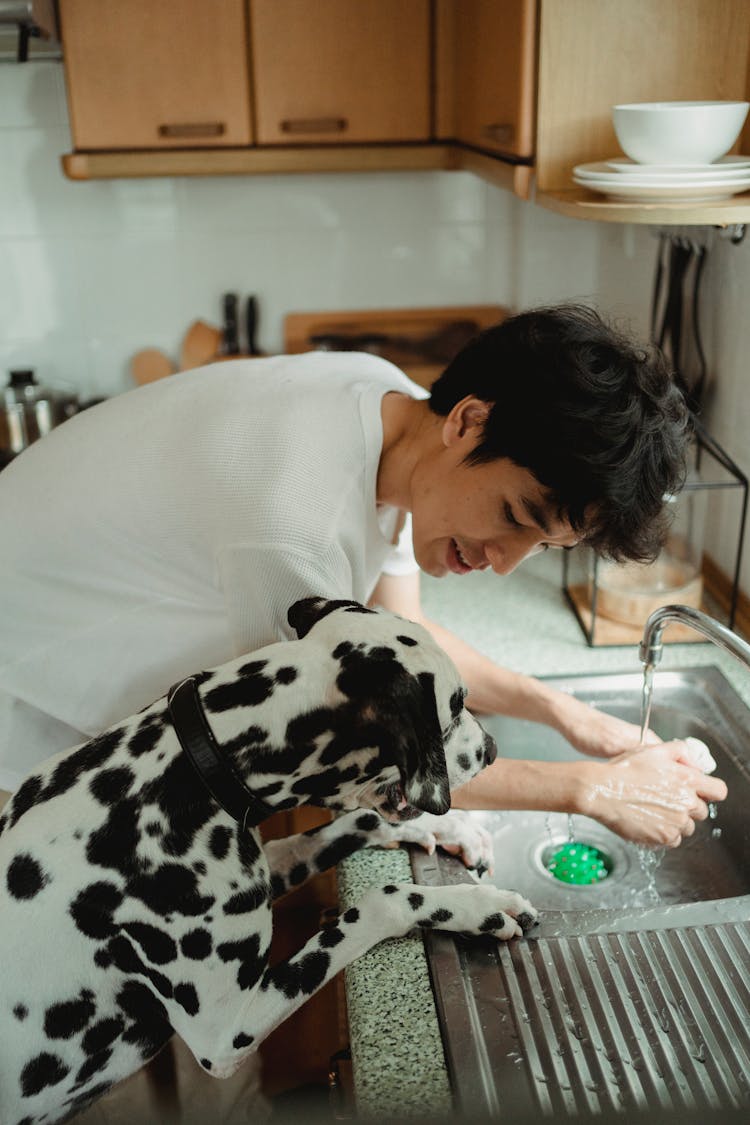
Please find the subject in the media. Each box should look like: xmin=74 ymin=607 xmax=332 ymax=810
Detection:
xmin=130 ymin=348 xmax=176 ymax=385
xmin=180 ymin=320 xmax=223 ymax=370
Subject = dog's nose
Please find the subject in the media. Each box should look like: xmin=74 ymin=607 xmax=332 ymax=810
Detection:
xmin=482 ymin=730 xmax=497 ymax=766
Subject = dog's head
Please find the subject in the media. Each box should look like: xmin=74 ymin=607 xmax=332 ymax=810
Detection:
xmin=287 ymin=598 xmax=497 ymax=820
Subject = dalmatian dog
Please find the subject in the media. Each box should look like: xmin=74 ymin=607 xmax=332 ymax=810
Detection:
xmin=0 ymin=597 xmax=537 ymax=1124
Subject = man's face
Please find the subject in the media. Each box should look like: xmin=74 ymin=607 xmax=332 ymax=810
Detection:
xmin=409 ymin=397 xmax=582 ymax=579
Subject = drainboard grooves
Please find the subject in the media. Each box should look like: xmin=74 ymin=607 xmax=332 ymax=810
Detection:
xmin=634 ymin=928 xmax=741 ymax=1108
xmin=513 ymin=940 xmax=582 ymax=1116
xmin=625 ymin=930 xmax=719 ymax=1109
xmin=541 ymin=936 xmax=623 ymax=1114
xmin=499 ymin=942 xmax=555 ymax=1116
xmin=496 ymin=924 xmax=750 ymax=1117
xmin=604 ymin=932 xmax=695 ymax=1111
xmin=598 ymin=933 xmax=677 ymax=1111
xmin=680 ymin=926 xmax=750 ymax=1096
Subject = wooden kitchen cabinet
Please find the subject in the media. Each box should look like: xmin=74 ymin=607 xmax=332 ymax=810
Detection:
xmin=438 ymin=0 xmax=536 ymax=161
xmin=60 ymin=0 xmax=253 ymax=149
xmin=60 ymin=0 xmax=750 ymax=228
xmin=249 ymin=0 xmax=432 ymax=145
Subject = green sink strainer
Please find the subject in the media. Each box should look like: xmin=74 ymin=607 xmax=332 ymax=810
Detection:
xmin=546 ymin=841 xmax=612 ymax=885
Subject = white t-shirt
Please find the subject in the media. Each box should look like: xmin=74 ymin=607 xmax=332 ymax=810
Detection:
xmin=0 ymin=352 xmax=424 ymax=790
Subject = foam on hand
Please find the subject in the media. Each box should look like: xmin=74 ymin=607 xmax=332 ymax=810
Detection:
xmin=683 ymin=736 xmax=717 ymax=774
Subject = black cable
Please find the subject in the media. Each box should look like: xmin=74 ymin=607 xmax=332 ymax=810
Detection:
xmin=650 ymin=233 xmax=667 ymax=345
xmin=689 ymin=245 xmax=708 ymax=412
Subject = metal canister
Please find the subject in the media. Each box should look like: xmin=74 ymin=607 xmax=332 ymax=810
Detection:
xmin=1 ymin=369 xmax=80 ymax=464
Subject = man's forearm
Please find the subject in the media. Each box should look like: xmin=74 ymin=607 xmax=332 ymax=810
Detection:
xmin=420 ymin=615 xmax=567 ymax=725
xmin=451 ymin=755 xmax=587 ymax=814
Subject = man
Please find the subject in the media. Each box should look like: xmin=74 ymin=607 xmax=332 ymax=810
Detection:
xmin=0 ymin=303 xmax=726 ymax=846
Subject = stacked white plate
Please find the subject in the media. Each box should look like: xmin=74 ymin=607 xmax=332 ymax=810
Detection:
xmin=572 ymin=155 xmax=750 ymax=202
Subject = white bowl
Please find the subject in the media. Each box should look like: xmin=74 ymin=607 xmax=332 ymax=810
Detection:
xmin=612 ymin=101 xmax=749 ymax=166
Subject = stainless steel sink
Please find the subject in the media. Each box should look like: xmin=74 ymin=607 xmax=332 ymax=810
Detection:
xmin=411 ymin=666 xmax=750 ymax=1118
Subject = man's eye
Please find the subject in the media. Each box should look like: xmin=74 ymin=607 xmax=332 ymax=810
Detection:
xmin=504 ymin=503 xmax=522 ymax=528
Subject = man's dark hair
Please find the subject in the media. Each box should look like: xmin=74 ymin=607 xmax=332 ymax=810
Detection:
xmin=428 ymin=303 xmax=691 ymax=562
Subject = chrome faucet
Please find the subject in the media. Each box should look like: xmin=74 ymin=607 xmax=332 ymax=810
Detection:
xmin=639 ymin=604 xmax=750 ymax=671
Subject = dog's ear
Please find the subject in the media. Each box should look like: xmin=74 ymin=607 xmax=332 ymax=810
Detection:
xmin=287 ymin=597 xmax=374 ymax=639
xmin=389 ymin=670 xmax=451 ymax=817
xmin=287 ymin=597 xmax=331 ymax=638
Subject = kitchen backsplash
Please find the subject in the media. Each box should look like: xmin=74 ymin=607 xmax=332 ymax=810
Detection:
xmin=0 ymin=60 xmax=655 ymax=401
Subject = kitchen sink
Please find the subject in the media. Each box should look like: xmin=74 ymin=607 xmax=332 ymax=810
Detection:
xmin=411 ymin=666 xmax=750 ymax=1118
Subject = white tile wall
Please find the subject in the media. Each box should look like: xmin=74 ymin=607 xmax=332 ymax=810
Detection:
xmin=0 ymin=59 xmax=626 ymax=399
xmin=2 ymin=59 xmax=745 ymax=594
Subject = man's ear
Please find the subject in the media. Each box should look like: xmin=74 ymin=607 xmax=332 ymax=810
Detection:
xmin=389 ymin=671 xmax=450 ymax=816
xmin=442 ymin=396 xmax=491 ymax=447
xmin=287 ymin=597 xmax=373 ymax=639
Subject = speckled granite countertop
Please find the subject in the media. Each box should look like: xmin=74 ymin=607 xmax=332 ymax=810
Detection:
xmin=338 ymin=553 xmax=750 ymax=1118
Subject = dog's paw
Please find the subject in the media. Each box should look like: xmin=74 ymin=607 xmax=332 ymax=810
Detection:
xmin=411 ymin=811 xmax=494 ymax=875
xmin=476 ymin=886 xmax=539 ymax=936
xmin=419 ymin=884 xmax=538 ymax=941
xmin=372 ymin=811 xmax=494 ymax=875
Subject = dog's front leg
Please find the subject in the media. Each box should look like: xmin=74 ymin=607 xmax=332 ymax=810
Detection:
xmin=264 ymin=810 xmax=495 ymax=902
xmin=215 ymin=881 xmax=537 ymax=1071
xmin=264 ymin=810 xmax=392 ymax=900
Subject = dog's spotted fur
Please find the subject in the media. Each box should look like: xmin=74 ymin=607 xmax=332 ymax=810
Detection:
xmin=0 ymin=598 xmax=537 ymax=1124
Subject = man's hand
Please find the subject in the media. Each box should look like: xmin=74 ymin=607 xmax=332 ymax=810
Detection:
xmin=575 ymin=741 xmax=728 ymax=848
xmin=549 ymin=690 xmax=661 ymax=758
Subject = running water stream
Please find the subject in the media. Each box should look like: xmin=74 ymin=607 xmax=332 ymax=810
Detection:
xmin=637 ymin=661 xmax=664 ymax=900
xmin=639 ymin=662 xmax=655 ymax=745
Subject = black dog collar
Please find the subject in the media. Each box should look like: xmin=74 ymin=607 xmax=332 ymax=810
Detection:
xmin=167 ymin=676 xmax=277 ymax=830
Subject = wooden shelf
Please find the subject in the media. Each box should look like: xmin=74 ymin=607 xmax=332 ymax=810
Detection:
xmin=61 ymin=143 xmax=456 ymax=180
xmin=536 ymin=187 xmax=750 ymax=227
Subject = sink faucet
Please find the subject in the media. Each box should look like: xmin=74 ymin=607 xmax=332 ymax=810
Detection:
xmin=639 ymin=604 xmax=750 ymax=670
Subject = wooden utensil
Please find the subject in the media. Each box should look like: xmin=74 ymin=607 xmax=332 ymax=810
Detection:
xmin=179 ymin=319 xmax=223 ymax=370
xmin=130 ymin=348 xmax=176 ymax=385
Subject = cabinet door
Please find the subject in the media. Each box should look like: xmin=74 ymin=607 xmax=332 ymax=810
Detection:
xmin=250 ymin=0 xmax=431 ymax=145
xmin=61 ymin=0 xmax=252 ymax=150
xmin=450 ymin=0 xmax=536 ymax=159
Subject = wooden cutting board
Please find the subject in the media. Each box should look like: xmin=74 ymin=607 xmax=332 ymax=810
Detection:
xmin=283 ymin=304 xmax=510 ymax=388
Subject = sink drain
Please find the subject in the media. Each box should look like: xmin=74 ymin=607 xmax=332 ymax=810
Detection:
xmin=544 ymin=841 xmax=613 ymax=885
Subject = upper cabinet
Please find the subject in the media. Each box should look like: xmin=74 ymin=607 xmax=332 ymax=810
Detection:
xmin=60 ymin=0 xmax=253 ymax=149
xmin=439 ymin=0 xmax=535 ymax=161
xmin=250 ymin=0 xmax=431 ymax=145
xmin=59 ymin=0 xmax=750 ymax=225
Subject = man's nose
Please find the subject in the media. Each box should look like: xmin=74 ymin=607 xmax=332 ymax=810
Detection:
xmin=486 ymin=535 xmax=543 ymax=576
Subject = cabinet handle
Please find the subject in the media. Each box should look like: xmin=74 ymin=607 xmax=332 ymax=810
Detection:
xmin=481 ymin=122 xmax=514 ymax=145
xmin=280 ymin=116 xmax=348 ymax=135
xmin=157 ymin=122 xmax=226 ymax=138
